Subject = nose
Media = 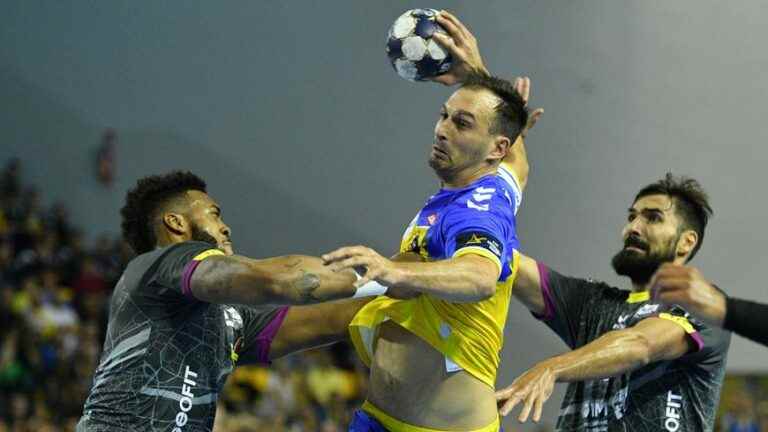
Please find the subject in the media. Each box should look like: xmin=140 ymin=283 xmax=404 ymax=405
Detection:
xmin=221 ymin=224 xmax=231 ymax=239
xmin=434 ymin=119 xmax=449 ymax=142
xmin=624 ymin=217 xmax=643 ymax=239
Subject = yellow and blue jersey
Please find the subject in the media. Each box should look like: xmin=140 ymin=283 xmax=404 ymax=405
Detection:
xmin=349 ymin=163 xmax=522 ymax=388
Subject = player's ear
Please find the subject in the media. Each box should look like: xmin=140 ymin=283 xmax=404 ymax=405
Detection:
xmin=488 ymin=135 xmax=511 ymax=162
xmin=676 ymin=229 xmax=698 ymax=260
xmin=162 ymin=212 xmax=188 ymax=235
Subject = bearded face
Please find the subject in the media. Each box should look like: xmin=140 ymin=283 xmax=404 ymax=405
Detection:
xmin=612 ymin=194 xmax=694 ymax=285
xmin=611 ymin=232 xmax=679 ymax=284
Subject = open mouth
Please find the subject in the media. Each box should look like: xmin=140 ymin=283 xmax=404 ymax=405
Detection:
xmin=623 ymin=239 xmax=648 ymax=253
xmin=431 ymin=145 xmax=448 ymax=159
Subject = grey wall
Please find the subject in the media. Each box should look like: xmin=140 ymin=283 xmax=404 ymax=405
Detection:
xmin=2 ymin=1 xmax=767 ymax=428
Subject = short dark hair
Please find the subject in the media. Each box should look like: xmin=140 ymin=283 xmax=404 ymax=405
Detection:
xmin=121 ymin=171 xmax=207 ymax=254
xmin=634 ymin=173 xmax=713 ymax=261
xmin=461 ymin=75 xmax=529 ymax=143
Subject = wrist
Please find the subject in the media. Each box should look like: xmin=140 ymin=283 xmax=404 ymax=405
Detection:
xmin=540 ymin=356 xmax=566 ymax=382
xmin=470 ymin=64 xmax=489 ymax=79
xmin=389 ymin=262 xmax=409 ymax=287
xmin=714 ymin=291 xmax=727 ymax=327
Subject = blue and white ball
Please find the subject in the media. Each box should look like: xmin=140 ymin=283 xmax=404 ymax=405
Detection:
xmin=386 ymin=9 xmax=453 ymax=81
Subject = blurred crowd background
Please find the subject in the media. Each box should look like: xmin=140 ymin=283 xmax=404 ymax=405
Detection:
xmin=1 ymin=155 xmax=765 ymax=431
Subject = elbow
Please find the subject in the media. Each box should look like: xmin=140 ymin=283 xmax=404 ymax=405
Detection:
xmin=472 ymin=278 xmax=497 ymax=302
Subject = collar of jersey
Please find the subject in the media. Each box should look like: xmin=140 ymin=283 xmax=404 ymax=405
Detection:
xmin=498 ymin=162 xmax=522 ymax=191
xmin=626 ymin=291 xmax=651 ymax=303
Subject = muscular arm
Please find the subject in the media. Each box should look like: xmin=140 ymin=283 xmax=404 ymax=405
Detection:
xmin=267 ymin=297 xmax=372 ymax=360
xmin=503 ymin=136 xmax=529 ymax=191
xmin=511 ymin=254 xmax=546 ymax=315
xmin=324 ymin=246 xmax=500 ymax=303
xmin=267 ymin=251 xmax=424 ymax=359
xmin=190 ymin=254 xmax=357 ymax=305
xmin=544 ymin=317 xmax=693 ymax=382
xmin=496 ymin=317 xmax=694 ymax=421
xmin=392 ymin=254 xmax=500 ymax=302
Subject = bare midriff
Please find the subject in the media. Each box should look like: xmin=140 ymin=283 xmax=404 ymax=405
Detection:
xmin=367 ymin=321 xmax=498 ymax=430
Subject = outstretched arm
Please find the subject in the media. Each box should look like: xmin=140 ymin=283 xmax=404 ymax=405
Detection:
xmin=652 ymin=263 xmax=768 ymax=347
xmin=267 ymin=251 xmax=424 ymax=359
xmin=190 ymin=254 xmax=359 ymax=306
xmin=495 ymin=317 xmax=693 ymax=423
xmin=502 ymin=77 xmax=544 ymax=192
xmin=323 ymin=246 xmax=499 ymax=303
xmin=511 ymin=254 xmax=547 ymax=315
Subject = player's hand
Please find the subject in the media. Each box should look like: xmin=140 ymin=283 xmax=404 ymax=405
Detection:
xmin=650 ymin=263 xmax=727 ymax=327
xmin=513 ymin=76 xmax=545 ymax=139
xmin=429 ymin=10 xmax=489 ymax=86
xmin=322 ymin=246 xmax=405 ymax=288
xmin=495 ymin=361 xmax=557 ymax=423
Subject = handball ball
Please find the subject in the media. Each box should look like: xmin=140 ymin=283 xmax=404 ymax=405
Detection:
xmin=386 ymin=8 xmax=453 ymax=81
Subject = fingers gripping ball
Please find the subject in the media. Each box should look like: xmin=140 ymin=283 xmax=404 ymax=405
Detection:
xmin=386 ymin=9 xmax=453 ymax=81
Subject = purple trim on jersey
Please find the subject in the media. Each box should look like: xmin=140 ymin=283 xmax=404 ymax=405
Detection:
xmin=533 ymin=262 xmax=556 ymax=321
xmin=689 ymin=331 xmax=705 ymax=351
xmin=181 ymin=259 xmax=201 ymax=300
xmin=248 ymin=306 xmax=290 ymax=364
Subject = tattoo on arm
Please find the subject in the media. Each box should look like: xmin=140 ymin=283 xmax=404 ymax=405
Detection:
xmin=283 ymin=258 xmax=322 ymax=303
xmin=292 ymin=269 xmax=321 ymax=302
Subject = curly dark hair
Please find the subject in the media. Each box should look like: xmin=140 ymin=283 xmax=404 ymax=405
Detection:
xmin=634 ymin=173 xmax=713 ymax=261
xmin=461 ymin=75 xmax=529 ymax=143
xmin=120 ymin=171 xmax=207 ymax=254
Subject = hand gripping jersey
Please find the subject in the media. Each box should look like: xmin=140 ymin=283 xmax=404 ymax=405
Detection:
xmin=349 ymin=163 xmax=522 ymax=388
xmin=535 ymin=264 xmax=731 ymax=432
xmin=77 ymin=241 xmax=288 ymax=432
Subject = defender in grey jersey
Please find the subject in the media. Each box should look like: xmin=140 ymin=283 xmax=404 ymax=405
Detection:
xmin=76 ymin=171 xmax=389 ymax=431
xmin=496 ymin=174 xmax=730 ymax=431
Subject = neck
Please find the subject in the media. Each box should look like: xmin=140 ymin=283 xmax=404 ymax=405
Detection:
xmin=631 ymin=281 xmax=650 ymax=293
xmin=629 ymin=256 xmax=688 ymax=293
xmin=440 ymin=164 xmax=496 ymax=189
xmin=155 ymin=230 xmax=188 ymax=249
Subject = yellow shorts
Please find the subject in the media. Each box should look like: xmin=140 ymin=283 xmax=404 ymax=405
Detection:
xmin=362 ymin=401 xmax=501 ymax=432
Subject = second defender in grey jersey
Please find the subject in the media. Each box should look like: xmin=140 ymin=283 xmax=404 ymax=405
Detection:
xmin=496 ymin=174 xmax=729 ymax=432
xmin=533 ymin=265 xmax=729 ymax=431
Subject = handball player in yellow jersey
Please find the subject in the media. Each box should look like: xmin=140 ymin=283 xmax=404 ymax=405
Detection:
xmin=323 ymin=11 xmax=542 ymax=432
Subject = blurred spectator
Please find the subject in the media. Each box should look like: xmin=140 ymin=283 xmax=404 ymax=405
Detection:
xmin=1 ymin=158 xmax=21 ymax=201
xmin=96 ymin=129 xmax=116 ymax=187
xmin=71 ymin=256 xmax=108 ymax=301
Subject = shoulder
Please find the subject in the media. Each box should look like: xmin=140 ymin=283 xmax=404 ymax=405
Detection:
xmin=140 ymin=241 xmax=223 ymax=282
xmin=446 ymin=178 xmax=514 ymax=219
xmin=544 ymin=266 xmax=623 ymax=299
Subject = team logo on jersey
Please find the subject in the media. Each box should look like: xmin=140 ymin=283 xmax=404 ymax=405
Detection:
xmin=455 ymin=231 xmax=503 ymax=259
xmin=635 ymin=303 xmax=660 ymax=317
xmin=613 ymin=314 xmax=631 ymax=330
xmin=401 ymin=226 xmax=430 ymax=259
xmin=466 ymin=187 xmax=495 ymax=212
xmin=427 ymin=214 xmax=437 ymax=225
xmin=223 ymin=307 xmax=243 ymax=329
